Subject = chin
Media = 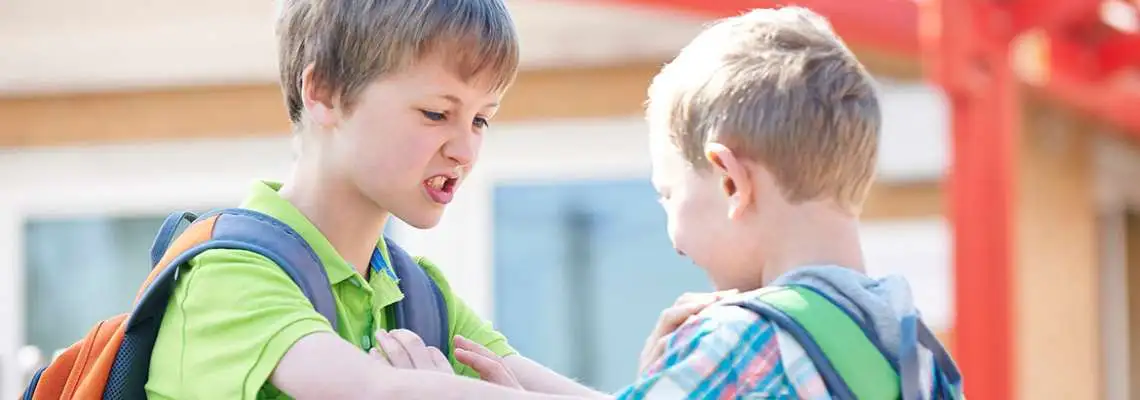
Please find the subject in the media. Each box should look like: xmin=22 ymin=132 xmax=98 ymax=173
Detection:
xmin=397 ymin=208 xmax=446 ymax=230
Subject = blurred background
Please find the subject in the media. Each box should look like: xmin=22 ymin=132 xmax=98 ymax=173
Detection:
xmin=1 ymin=0 xmax=1138 ymax=399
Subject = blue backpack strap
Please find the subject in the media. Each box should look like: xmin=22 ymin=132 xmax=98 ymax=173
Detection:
xmin=149 ymin=211 xmax=198 ymax=268
xmin=733 ymin=296 xmax=862 ymax=400
xmin=109 ymin=209 xmax=338 ymax=400
xmin=732 ymin=285 xmax=902 ymax=400
xmin=735 ymin=285 xmax=960 ymax=400
xmin=140 ymin=208 xmax=338 ymax=329
xmin=918 ymin=320 xmax=964 ymax=399
xmin=384 ymin=237 xmax=450 ymax=355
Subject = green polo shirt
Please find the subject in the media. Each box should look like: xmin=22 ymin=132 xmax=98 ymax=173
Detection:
xmin=145 ymin=181 xmax=515 ymax=399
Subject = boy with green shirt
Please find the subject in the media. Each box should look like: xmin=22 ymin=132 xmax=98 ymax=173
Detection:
xmin=144 ymin=1 xmax=608 ymax=398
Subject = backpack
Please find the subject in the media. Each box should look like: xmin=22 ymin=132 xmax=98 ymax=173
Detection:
xmin=734 ymin=285 xmax=964 ymax=400
xmin=21 ymin=208 xmax=449 ymax=400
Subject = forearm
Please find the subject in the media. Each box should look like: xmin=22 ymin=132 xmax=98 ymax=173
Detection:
xmin=370 ymin=370 xmax=592 ymax=400
xmin=272 ymin=332 xmax=592 ymax=400
xmin=504 ymin=355 xmax=613 ymax=399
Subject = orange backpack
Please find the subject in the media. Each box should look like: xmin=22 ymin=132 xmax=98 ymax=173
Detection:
xmin=21 ymin=208 xmax=339 ymax=400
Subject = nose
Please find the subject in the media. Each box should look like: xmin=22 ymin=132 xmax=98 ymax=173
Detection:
xmin=443 ymin=130 xmax=477 ymax=167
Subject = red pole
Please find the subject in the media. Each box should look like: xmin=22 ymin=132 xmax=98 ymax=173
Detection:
xmin=922 ymin=1 xmax=1018 ymax=399
xmin=947 ymin=54 xmax=1019 ymax=400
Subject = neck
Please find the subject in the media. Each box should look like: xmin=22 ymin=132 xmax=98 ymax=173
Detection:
xmin=757 ymin=203 xmax=866 ymax=287
xmin=279 ymin=158 xmax=387 ymax=277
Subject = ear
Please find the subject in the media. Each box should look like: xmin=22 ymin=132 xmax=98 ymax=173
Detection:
xmin=705 ymin=143 xmax=754 ymax=220
xmin=300 ymin=63 xmax=340 ymax=128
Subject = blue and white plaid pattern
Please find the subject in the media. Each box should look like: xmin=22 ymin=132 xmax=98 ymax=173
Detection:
xmin=615 ymin=303 xmax=831 ymax=399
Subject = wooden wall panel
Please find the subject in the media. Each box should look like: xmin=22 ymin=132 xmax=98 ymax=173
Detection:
xmin=0 ymin=63 xmax=663 ymax=148
xmin=1016 ymin=103 xmax=1100 ymax=399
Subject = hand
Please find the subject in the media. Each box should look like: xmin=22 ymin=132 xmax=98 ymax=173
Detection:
xmin=637 ymin=290 xmax=737 ymax=374
xmin=454 ymin=335 xmax=523 ymax=389
xmin=372 ymin=329 xmax=453 ymax=374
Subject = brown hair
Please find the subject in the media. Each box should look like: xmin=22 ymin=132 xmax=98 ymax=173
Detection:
xmin=647 ymin=7 xmax=881 ymax=210
xmin=276 ymin=0 xmax=520 ymax=124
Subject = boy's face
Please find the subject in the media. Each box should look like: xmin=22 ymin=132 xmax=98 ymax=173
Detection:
xmin=650 ymin=133 xmax=765 ymax=290
xmin=313 ymin=57 xmax=501 ymax=229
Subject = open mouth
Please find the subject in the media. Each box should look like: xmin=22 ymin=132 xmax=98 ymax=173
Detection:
xmin=423 ymin=174 xmax=460 ymax=205
xmin=425 ymin=175 xmax=458 ymax=194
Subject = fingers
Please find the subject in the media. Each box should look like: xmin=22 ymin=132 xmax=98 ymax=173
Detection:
xmin=674 ymin=289 xmax=738 ymax=306
xmin=454 ymin=348 xmax=518 ymax=388
xmin=454 ymin=347 xmax=498 ymax=373
xmin=388 ymin=330 xmax=437 ymax=369
xmin=373 ymin=348 xmax=396 ymax=366
xmin=637 ymin=290 xmax=738 ymax=375
xmin=429 ymin=346 xmax=451 ymax=370
xmin=453 ymin=335 xmax=522 ymax=389
xmin=656 ymin=302 xmax=708 ymax=332
xmin=375 ymin=330 xmax=451 ymax=373
xmin=454 ymin=335 xmax=498 ymax=359
xmin=656 ymin=289 xmax=740 ymax=335
xmin=376 ymin=330 xmax=414 ymax=368
xmin=674 ymin=292 xmax=717 ymax=306
xmin=647 ymin=335 xmax=670 ymax=365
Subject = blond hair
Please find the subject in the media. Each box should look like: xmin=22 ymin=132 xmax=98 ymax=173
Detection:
xmin=276 ymin=0 xmax=520 ymax=125
xmin=647 ymin=7 xmax=880 ymax=210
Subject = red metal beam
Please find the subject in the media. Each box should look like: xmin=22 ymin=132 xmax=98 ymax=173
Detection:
xmin=604 ymin=0 xmax=1140 ymax=134
xmin=1009 ymin=0 xmax=1100 ymax=31
xmin=1046 ymin=66 xmax=1140 ymax=137
xmin=1097 ymin=33 xmax=1140 ymax=76
xmin=922 ymin=1 xmax=1018 ymax=398
xmin=600 ymin=0 xmax=919 ymax=56
xmin=1025 ymin=24 xmax=1140 ymax=132
xmin=944 ymin=65 xmax=1019 ymax=400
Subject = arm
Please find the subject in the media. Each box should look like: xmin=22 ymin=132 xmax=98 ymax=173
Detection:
xmin=416 ymin=258 xmax=606 ymax=396
xmin=168 ymin=250 xmax=586 ymax=400
xmin=500 ymin=291 xmax=731 ymax=398
xmin=614 ymin=305 xmax=803 ymax=399
xmin=503 ymin=355 xmax=611 ymax=398
xmin=271 ymin=331 xmax=592 ymax=400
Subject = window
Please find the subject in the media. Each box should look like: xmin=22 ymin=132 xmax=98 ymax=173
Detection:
xmin=23 ymin=215 xmax=168 ymax=357
xmin=492 ymin=179 xmax=711 ymax=391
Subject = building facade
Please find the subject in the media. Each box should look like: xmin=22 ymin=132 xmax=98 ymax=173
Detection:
xmin=1 ymin=1 xmax=1136 ymax=398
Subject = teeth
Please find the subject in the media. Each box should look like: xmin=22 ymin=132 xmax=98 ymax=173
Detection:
xmin=427 ymin=176 xmax=447 ymax=190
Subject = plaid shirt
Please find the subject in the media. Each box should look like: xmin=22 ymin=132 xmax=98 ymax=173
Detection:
xmin=615 ymin=303 xmax=832 ymax=399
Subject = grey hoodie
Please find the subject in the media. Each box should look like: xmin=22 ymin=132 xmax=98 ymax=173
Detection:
xmin=768 ymin=265 xmax=962 ymax=399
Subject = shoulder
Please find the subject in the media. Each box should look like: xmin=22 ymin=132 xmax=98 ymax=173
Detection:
xmin=410 ymin=255 xmax=472 ymax=310
xmin=150 ymin=248 xmax=334 ymax=398
xmin=411 ymin=256 xmax=450 ymax=287
xmin=408 ymin=255 xmax=472 ymax=320
xmin=406 ymin=255 xmax=460 ymax=303
xmin=176 ymin=249 xmax=307 ymax=300
xmin=159 ymin=247 xmax=331 ymax=336
xmin=661 ymin=303 xmax=776 ymax=370
xmin=620 ymin=302 xmax=831 ymax=399
xmin=618 ymin=304 xmax=781 ymax=399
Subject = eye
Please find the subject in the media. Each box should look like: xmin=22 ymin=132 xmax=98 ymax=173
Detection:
xmin=421 ymin=110 xmax=446 ymax=122
xmin=473 ymin=116 xmax=490 ymax=129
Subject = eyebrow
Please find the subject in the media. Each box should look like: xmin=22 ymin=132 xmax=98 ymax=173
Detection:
xmin=439 ymin=94 xmax=499 ymax=109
